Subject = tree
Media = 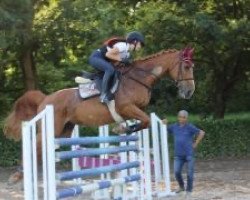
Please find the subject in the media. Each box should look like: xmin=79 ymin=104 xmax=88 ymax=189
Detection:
xmin=192 ymin=0 xmax=250 ymax=118
xmin=133 ymin=0 xmax=250 ymax=118
xmin=0 ymin=0 xmax=39 ymax=90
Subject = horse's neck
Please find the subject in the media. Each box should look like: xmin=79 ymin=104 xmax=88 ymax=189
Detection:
xmin=124 ymin=65 xmax=157 ymax=90
xmin=130 ymin=59 xmax=168 ymax=86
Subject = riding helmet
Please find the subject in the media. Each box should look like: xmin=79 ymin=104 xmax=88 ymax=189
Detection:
xmin=126 ymin=31 xmax=145 ymax=46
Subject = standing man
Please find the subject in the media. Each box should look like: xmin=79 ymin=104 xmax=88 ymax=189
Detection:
xmin=164 ymin=110 xmax=205 ymax=196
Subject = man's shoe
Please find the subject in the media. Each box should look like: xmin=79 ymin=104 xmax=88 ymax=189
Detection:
xmin=175 ymin=187 xmax=185 ymax=193
xmin=185 ymin=191 xmax=192 ymax=199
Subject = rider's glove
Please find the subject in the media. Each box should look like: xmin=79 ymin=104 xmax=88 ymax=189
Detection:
xmin=121 ymin=57 xmax=133 ymax=66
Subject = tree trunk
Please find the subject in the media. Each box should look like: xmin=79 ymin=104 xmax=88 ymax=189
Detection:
xmin=213 ymin=92 xmax=226 ymax=119
xmin=0 ymin=52 xmax=7 ymax=90
xmin=18 ymin=0 xmax=38 ymax=91
xmin=20 ymin=47 xmax=37 ymax=90
xmin=213 ymin=67 xmax=226 ymax=119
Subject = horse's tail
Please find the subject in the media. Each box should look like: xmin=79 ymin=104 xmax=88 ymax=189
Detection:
xmin=3 ymin=90 xmax=46 ymax=141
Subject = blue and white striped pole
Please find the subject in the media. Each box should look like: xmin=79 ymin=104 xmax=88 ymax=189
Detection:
xmin=56 ymin=145 xmax=138 ymax=161
xmin=55 ymin=135 xmax=139 ymax=146
xmin=57 ymin=161 xmax=140 ymax=181
xmin=56 ymin=174 xmax=141 ymax=199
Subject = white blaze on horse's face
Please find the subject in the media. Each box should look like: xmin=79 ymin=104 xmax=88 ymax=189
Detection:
xmin=170 ymin=48 xmax=195 ymax=99
xmin=177 ymin=62 xmax=195 ymax=99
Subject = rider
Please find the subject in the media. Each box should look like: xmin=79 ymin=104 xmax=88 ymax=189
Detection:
xmin=89 ymin=31 xmax=145 ymax=103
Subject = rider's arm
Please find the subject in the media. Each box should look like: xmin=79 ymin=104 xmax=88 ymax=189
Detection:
xmin=105 ymin=47 xmax=122 ymax=61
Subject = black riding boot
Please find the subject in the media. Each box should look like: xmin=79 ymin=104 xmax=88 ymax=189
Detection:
xmin=100 ymin=72 xmax=113 ymax=103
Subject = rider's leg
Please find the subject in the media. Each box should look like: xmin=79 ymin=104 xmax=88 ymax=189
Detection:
xmin=89 ymin=52 xmax=115 ymax=103
xmin=101 ymin=67 xmax=115 ymax=102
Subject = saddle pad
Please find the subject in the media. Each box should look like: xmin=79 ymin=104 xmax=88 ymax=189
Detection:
xmin=79 ymin=82 xmax=100 ymax=99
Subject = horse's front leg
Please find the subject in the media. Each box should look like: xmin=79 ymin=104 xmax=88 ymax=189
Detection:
xmin=117 ymin=105 xmax=150 ymax=133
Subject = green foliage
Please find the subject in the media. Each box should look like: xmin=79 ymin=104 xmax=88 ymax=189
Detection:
xmin=196 ymin=118 xmax=250 ymax=158
xmin=0 ymin=113 xmax=250 ymax=166
xmin=0 ymin=126 xmax=21 ymax=166
xmin=37 ymin=62 xmax=72 ymax=93
xmin=133 ymin=0 xmax=250 ymax=117
xmin=0 ymin=0 xmax=249 ymax=118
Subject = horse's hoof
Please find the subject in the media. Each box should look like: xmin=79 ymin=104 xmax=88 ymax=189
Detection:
xmin=7 ymin=172 xmax=23 ymax=186
xmin=112 ymin=124 xmax=126 ymax=134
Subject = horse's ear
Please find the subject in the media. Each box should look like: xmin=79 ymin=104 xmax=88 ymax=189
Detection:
xmin=182 ymin=47 xmax=192 ymax=57
xmin=189 ymin=48 xmax=194 ymax=58
xmin=182 ymin=47 xmax=194 ymax=61
xmin=182 ymin=47 xmax=187 ymax=56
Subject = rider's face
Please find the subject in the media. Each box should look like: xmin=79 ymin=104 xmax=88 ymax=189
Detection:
xmin=135 ymin=42 xmax=142 ymax=51
xmin=129 ymin=42 xmax=142 ymax=51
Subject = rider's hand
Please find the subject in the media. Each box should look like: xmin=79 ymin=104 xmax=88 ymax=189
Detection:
xmin=121 ymin=57 xmax=132 ymax=66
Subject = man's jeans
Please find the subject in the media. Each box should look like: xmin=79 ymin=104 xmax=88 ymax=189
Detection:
xmin=174 ymin=155 xmax=194 ymax=192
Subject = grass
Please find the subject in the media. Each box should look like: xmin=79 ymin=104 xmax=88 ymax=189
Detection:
xmin=224 ymin=112 xmax=250 ymax=120
xmin=163 ymin=112 xmax=250 ymax=123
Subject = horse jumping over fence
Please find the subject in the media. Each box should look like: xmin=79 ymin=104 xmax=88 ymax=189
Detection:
xmin=22 ymin=105 xmax=174 ymax=200
xmin=4 ymin=47 xmax=195 ymax=184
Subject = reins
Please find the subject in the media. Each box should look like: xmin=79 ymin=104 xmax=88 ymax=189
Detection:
xmin=119 ymin=55 xmax=194 ymax=91
xmin=121 ymin=65 xmax=157 ymax=92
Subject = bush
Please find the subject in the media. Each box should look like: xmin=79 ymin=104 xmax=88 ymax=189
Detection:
xmin=0 ymin=132 xmax=21 ymax=167
xmin=0 ymin=122 xmax=99 ymax=167
xmin=195 ymin=118 xmax=250 ymax=158
xmin=0 ymin=114 xmax=250 ymax=166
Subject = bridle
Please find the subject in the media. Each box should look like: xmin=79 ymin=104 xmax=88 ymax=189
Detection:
xmin=169 ymin=56 xmax=194 ymax=86
xmin=122 ymin=53 xmax=194 ymax=92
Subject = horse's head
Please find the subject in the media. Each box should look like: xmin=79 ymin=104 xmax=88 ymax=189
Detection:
xmin=167 ymin=47 xmax=195 ymax=99
xmin=131 ymin=47 xmax=195 ymax=99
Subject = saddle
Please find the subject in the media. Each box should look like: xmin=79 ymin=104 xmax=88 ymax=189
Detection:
xmin=75 ymin=71 xmax=120 ymax=101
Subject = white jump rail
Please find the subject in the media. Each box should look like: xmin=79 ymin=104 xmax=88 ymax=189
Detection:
xmin=23 ymin=105 xmax=56 ymax=200
xmin=73 ymin=113 xmax=175 ymax=199
xmin=23 ymin=106 xmax=174 ymax=200
xmin=151 ymin=113 xmax=175 ymax=198
xmin=72 ymin=124 xmax=153 ymax=200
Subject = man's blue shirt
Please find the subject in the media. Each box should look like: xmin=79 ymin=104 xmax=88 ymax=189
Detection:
xmin=168 ymin=123 xmax=200 ymax=156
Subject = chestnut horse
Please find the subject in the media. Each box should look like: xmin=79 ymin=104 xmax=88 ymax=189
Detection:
xmin=4 ymin=47 xmax=195 ymax=184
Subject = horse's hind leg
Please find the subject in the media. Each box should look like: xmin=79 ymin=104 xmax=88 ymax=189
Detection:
xmin=7 ymin=112 xmax=66 ymax=185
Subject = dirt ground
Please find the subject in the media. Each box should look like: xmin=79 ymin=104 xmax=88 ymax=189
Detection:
xmin=0 ymin=158 xmax=249 ymax=200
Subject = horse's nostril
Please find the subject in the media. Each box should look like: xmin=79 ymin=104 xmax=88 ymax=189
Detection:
xmin=186 ymin=90 xmax=193 ymax=98
xmin=185 ymin=90 xmax=190 ymax=99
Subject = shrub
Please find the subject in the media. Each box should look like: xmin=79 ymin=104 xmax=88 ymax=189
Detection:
xmin=0 ymin=114 xmax=249 ymax=166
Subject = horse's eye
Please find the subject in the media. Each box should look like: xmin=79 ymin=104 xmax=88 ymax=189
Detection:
xmin=184 ymin=65 xmax=191 ymax=70
xmin=184 ymin=62 xmax=194 ymax=69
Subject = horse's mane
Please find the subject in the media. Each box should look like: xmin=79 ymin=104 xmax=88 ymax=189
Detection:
xmin=116 ymin=49 xmax=179 ymax=72
xmin=135 ymin=49 xmax=179 ymax=62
